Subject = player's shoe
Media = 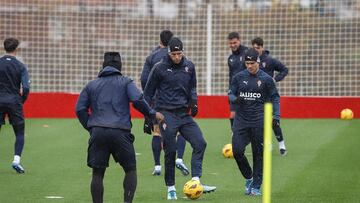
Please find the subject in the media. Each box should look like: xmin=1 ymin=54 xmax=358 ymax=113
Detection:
xmin=280 ymin=148 xmax=287 ymax=156
xmin=202 ymin=184 xmax=216 ymax=194
xmin=175 ymin=162 xmax=189 ymax=176
xmin=245 ymin=178 xmax=253 ymax=195
xmin=152 ymin=165 xmax=161 ymax=176
xmin=250 ymin=188 xmax=261 ymax=196
xmin=167 ymin=190 xmax=177 ymax=200
xmin=12 ymin=163 xmax=25 ymax=174
xmin=152 ymin=169 xmax=161 ymax=176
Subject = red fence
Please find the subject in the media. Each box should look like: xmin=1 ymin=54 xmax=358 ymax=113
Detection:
xmin=24 ymin=93 xmax=360 ymax=118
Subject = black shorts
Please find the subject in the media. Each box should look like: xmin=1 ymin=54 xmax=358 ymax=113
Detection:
xmin=0 ymin=103 xmax=24 ymax=125
xmin=87 ymin=127 xmax=136 ymax=171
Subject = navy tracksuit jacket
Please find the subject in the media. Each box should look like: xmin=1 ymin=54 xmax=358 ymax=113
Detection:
xmin=144 ymin=55 xmax=206 ymax=186
xmin=228 ymin=69 xmax=279 ymax=190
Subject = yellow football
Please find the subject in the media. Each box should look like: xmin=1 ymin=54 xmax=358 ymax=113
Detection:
xmin=183 ymin=180 xmax=203 ymax=200
xmin=222 ymin=143 xmax=233 ymax=158
xmin=340 ymin=108 xmax=354 ymax=120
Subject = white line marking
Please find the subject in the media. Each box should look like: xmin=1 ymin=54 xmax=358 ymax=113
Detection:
xmin=45 ymin=196 xmax=64 ymax=199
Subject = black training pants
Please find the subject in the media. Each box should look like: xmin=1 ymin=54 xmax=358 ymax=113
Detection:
xmin=232 ymin=127 xmax=264 ymax=189
xmin=159 ymin=111 xmax=207 ymax=186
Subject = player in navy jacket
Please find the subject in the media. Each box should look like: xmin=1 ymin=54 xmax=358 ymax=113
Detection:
xmin=0 ymin=38 xmax=30 ymax=174
xmin=140 ymin=30 xmax=188 ymax=176
xmin=76 ymin=52 xmax=164 ymax=203
xmin=228 ymin=48 xmax=280 ymax=196
xmin=144 ymin=37 xmax=216 ymax=200
xmin=252 ymin=37 xmax=288 ymax=156
xmin=227 ymin=32 xmax=248 ymax=131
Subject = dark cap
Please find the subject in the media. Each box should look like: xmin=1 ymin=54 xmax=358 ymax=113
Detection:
xmin=168 ymin=37 xmax=183 ymax=52
xmin=103 ymin=52 xmax=122 ymax=70
xmin=244 ymin=48 xmax=260 ymax=62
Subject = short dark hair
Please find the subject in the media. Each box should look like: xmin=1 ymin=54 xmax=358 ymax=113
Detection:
xmin=228 ymin=32 xmax=240 ymax=40
xmin=251 ymin=37 xmax=264 ymax=47
xmin=160 ymin=30 xmax=173 ymax=46
xmin=4 ymin=38 xmax=20 ymax=53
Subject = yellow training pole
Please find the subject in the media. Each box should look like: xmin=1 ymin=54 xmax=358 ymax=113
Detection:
xmin=263 ymin=103 xmax=273 ymax=203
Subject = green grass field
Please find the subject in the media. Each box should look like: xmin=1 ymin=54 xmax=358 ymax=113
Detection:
xmin=0 ymin=119 xmax=359 ymax=203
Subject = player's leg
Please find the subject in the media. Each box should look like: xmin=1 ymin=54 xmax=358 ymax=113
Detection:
xmin=88 ymin=127 xmax=111 ymax=203
xmin=111 ymin=129 xmax=137 ymax=203
xmin=179 ymin=117 xmax=216 ymax=193
xmin=249 ymin=127 xmax=264 ymax=196
xmin=159 ymin=112 xmax=179 ymax=200
xmin=175 ymin=133 xmax=189 ymax=176
xmin=91 ymin=167 xmax=106 ymax=203
xmin=8 ymin=104 xmax=25 ymax=173
xmin=273 ymin=100 xmax=287 ymax=155
xmin=11 ymin=123 xmax=25 ymax=172
xmin=0 ymin=108 xmax=4 ymax=168
xmin=152 ymin=124 xmax=162 ymax=175
xmin=123 ymin=169 xmax=137 ymax=203
xmin=0 ymin=107 xmax=4 ymax=133
xmin=273 ymin=119 xmax=287 ymax=155
xmin=232 ymin=126 xmax=252 ymax=194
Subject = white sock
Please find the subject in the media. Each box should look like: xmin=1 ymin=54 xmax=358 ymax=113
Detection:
xmin=175 ymin=158 xmax=183 ymax=164
xmin=191 ymin=176 xmax=200 ymax=182
xmin=279 ymin=141 xmax=286 ymax=149
xmin=154 ymin=165 xmax=161 ymax=171
xmin=168 ymin=185 xmax=176 ymax=192
xmin=13 ymin=155 xmax=21 ymax=164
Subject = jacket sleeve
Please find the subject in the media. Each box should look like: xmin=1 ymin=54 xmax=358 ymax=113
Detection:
xmin=75 ymin=86 xmax=91 ymax=131
xmin=272 ymin=57 xmax=289 ymax=82
xmin=140 ymin=55 xmax=152 ymax=90
xmin=189 ymin=64 xmax=198 ymax=103
xmin=227 ymin=56 xmax=233 ymax=88
xmin=20 ymin=66 xmax=30 ymax=103
xmin=127 ymin=80 xmax=156 ymax=118
xmin=144 ymin=64 xmax=161 ymax=104
xmin=228 ymin=75 xmax=239 ymax=103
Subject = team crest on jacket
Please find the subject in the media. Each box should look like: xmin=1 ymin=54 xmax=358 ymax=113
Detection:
xmin=257 ymin=80 xmax=262 ymax=87
xmin=162 ymin=123 xmax=167 ymax=130
xmin=185 ymin=66 xmax=189 ymax=72
xmin=262 ymin=62 xmax=266 ymax=68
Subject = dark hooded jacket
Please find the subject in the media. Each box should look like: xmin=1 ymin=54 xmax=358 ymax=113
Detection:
xmin=76 ymin=66 xmax=155 ymax=130
xmin=259 ymin=50 xmax=288 ymax=82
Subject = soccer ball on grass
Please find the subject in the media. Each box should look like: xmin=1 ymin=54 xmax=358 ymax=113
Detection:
xmin=222 ymin=143 xmax=233 ymax=158
xmin=183 ymin=179 xmax=203 ymax=200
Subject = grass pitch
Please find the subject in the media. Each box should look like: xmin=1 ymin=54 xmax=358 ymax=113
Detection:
xmin=0 ymin=119 xmax=359 ymax=203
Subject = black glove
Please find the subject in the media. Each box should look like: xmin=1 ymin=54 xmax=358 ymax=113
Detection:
xmin=189 ymin=100 xmax=198 ymax=117
xmin=21 ymin=89 xmax=30 ymax=103
xmin=143 ymin=116 xmax=153 ymax=135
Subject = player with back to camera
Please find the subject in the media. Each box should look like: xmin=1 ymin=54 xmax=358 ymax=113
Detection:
xmin=0 ymin=38 xmax=30 ymax=174
xmin=76 ymin=52 xmax=164 ymax=203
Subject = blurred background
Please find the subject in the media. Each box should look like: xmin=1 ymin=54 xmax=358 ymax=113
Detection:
xmin=1 ymin=0 xmax=359 ymax=96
